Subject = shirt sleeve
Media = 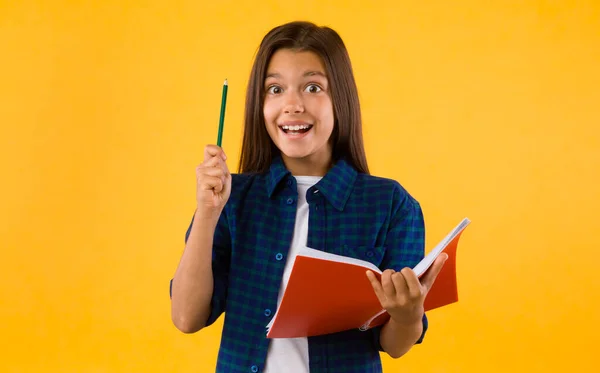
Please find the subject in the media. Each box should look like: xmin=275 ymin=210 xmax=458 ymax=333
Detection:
xmin=371 ymin=182 xmax=428 ymax=351
xmin=169 ymin=209 xmax=232 ymax=328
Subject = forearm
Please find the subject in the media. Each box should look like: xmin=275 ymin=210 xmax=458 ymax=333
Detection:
xmin=379 ymin=317 xmax=423 ymax=359
xmin=170 ymin=211 xmax=217 ymax=333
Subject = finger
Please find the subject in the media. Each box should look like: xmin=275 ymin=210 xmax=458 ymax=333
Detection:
xmin=199 ymin=166 xmax=228 ymax=185
xmin=196 ymin=159 xmax=221 ymax=186
xmin=199 ymin=175 xmax=224 ymax=192
xmin=203 ymin=145 xmax=227 ymax=162
xmin=400 ymin=267 xmax=422 ymax=299
xmin=205 ymin=157 xmax=231 ymax=196
xmin=199 ymin=166 xmax=226 ymax=178
xmin=215 ymin=155 xmax=231 ymax=175
xmin=381 ymin=269 xmax=396 ymax=300
xmin=389 ymin=271 xmax=407 ymax=298
xmin=198 ymin=156 xmax=231 ymax=181
xmin=223 ymin=170 xmax=232 ymax=193
xmin=421 ymin=253 xmax=448 ymax=292
xmin=366 ymin=271 xmax=386 ymax=305
xmin=200 ymin=153 xmax=228 ymax=169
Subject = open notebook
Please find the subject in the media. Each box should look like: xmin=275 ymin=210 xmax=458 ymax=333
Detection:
xmin=265 ymin=217 xmax=471 ymax=339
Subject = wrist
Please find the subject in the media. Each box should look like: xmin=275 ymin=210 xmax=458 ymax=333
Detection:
xmin=387 ymin=315 xmax=423 ymax=337
xmin=194 ymin=207 xmax=222 ymax=228
xmin=380 ymin=314 xmax=424 ymax=359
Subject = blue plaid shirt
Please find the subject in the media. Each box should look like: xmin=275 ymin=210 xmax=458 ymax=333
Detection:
xmin=172 ymin=155 xmax=428 ymax=373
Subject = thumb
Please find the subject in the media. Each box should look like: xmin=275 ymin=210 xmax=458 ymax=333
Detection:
xmin=421 ymin=253 xmax=448 ymax=292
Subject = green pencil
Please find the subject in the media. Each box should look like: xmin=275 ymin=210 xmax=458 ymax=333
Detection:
xmin=217 ymin=79 xmax=228 ymax=147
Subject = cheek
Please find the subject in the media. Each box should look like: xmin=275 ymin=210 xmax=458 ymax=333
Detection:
xmin=263 ymin=101 xmax=278 ymax=139
xmin=320 ymin=101 xmax=335 ymax=131
xmin=263 ymin=100 xmax=276 ymax=123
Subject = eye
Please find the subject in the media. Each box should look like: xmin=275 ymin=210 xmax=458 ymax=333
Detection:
xmin=305 ymin=84 xmax=322 ymax=93
xmin=267 ymin=85 xmax=283 ymax=94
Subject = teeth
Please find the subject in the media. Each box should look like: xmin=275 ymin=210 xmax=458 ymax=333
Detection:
xmin=282 ymin=125 xmax=310 ymax=131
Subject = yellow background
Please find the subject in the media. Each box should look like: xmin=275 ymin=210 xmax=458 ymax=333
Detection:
xmin=1 ymin=0 xmax=598 ymax=372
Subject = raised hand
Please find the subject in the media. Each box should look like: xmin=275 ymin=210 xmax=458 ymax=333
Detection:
xmin=195 ymin=145 xmax=232 ymax=222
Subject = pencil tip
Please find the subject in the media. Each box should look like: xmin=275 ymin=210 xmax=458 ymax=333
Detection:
xmin=224 ymin=79 xmax=228 ymax=85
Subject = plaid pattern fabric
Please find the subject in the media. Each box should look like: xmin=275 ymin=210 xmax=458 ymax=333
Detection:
xmin=172 ymin=155 xmax=427 ymax=373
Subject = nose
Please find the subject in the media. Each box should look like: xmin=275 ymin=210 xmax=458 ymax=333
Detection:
xmin=283 ymin=90 xmax=304 ymax=114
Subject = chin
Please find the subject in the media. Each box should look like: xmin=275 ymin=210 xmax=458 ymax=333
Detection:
xmin=280 ymin=149 xmax=311 ymax=160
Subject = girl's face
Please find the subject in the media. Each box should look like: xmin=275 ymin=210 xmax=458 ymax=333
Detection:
xmin=263 ymin=49 xmax=334 ymax=173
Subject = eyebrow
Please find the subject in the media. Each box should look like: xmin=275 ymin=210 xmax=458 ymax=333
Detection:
xmin=265 ymin=71 xmax=327 ymax=79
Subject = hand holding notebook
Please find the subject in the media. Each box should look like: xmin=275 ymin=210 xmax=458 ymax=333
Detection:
xmin=265 ymin=218 xmax=471 ymax=339
xmin=366 ymin=251 xmax=448 ymax=329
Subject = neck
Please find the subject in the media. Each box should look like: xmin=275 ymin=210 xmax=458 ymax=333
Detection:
xmin=281 ymin=153 xmax=332 ymax=177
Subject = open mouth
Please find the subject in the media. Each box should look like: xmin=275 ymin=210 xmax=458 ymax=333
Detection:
xmin=279 ymin=124 xmax=313 ymax=135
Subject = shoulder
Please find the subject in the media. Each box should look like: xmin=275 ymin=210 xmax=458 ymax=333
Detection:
xmin=226 ymin=172 xmax=269 ymax=206
xmin=230 ymin=172 xmax=257 ymax=189
xmin=353 ymin=174 xmax=424 ymax=236
xmin=353 ymin=173 xmax=420 ymax=208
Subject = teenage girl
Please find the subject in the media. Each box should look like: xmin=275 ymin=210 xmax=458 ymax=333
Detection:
xmin=170 ymin=20 xmax=447 ymax=373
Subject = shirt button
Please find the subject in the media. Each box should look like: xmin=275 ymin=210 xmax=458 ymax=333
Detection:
xmin=264 ymin=309 xmax=272 ymax=316
xmin=275 ymin=253 xmax=283 ymax=261
xmin=251 ymin=365 xmax=259 ymax=373
xmin=286 ymin=198 xmax=294 ymax=205
xmin=366 ymin=250 xmax=374 ymax=258
xmin=287 ymin=179 xmax=292 ymax=186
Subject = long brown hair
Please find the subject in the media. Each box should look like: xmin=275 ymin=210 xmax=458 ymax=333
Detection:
xmin=238 ymin=21 xmax=369 ymax=175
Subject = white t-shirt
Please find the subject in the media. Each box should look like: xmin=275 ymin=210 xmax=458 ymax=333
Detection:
xmin=263 ymin=176 xmax=322 ymax=373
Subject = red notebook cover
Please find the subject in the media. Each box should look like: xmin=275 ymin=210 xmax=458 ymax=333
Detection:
xmin=266 ymin=218 xmax=470 ymax=339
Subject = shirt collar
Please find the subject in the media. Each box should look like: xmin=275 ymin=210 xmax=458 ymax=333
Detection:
xmin=266 ymin=155 xmax=358 ymax=211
